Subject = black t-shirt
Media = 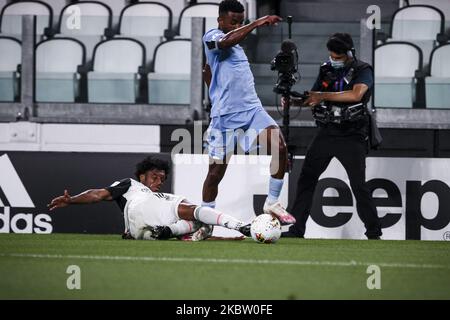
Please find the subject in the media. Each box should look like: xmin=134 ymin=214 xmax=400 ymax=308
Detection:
xmin=311 ymin=60 xmax=373 ymax=136
xmin=311 ymin=63 xmax=374 ymax=97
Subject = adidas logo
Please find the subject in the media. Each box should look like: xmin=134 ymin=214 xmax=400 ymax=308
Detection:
xmin=0 ymin=154 xmax=52 ymax=233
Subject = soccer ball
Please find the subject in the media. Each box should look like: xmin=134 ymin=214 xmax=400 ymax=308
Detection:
xmin=250 ymin=214 xmax=282 ymax=244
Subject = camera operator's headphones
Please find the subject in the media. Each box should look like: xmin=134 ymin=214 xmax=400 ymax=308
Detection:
xmin=329 ymin=35 xmax=357 ymax=61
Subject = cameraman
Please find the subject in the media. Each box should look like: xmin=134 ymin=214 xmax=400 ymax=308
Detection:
xmin=284 ymin=33 xmax=382 ymax=240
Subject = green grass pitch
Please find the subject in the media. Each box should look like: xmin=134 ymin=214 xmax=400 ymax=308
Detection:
xmin=0 ymin=233 xmax=449 ymax=300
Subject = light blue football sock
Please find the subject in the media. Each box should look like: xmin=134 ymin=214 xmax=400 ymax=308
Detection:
xmin=267 ymin=177 xmax=284 ymax=205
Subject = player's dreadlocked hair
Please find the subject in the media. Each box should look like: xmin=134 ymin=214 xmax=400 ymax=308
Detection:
xmin=219 ymin=0 xmax=244 ymax=16
xmin=135 ymin=156 xmax=170 ymax=179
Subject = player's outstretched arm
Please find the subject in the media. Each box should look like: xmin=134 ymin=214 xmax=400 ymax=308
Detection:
xmin=218 ymin=15 xmax=282 ymax=49
xmin=47 ymin=188 xmax=112 ymax=211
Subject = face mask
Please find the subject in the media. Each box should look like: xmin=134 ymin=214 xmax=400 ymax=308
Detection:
xmin=329 ymin=56 xmax=345 ymax=69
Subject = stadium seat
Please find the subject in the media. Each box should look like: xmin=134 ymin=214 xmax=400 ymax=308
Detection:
xmin=0 ymin=0 xmax=8 ymax=11
xmin=42 ymin=0 xmax=69 ymax=27
xmin=375 ymin=42 xmax=422 ymax=108
xmin=56 ymin=1 xmax=112 ymax=62
xmin=0 ymin=0 xmax=53 ymax=39
xmin=152 ymin=0 xmax=186 ymax=27
xmin=387 ymin=5 xmax=445 ymax=69
xmin=118 ymin=1 xmax=172 ymax=68
xmin=148 ymin=39 xmax=191 ymax=104
xmin=35 ymin=38 xmax=85 ymax=102
xmin=406 ymin=0 xmax=450 ymax=34
xmin=0 ymin=36 xmax=21 ymax=102
xmin=88 ymin=38 xmax=146 ymax=103
xmin=76 ymin=0 xmax=128 ymax=24
xmin=178 ymin=3 xmax=219 ymax=37
xmin=425 ymin=44 xmax=450 ymax=108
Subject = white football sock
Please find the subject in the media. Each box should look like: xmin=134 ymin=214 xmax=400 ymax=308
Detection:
xmin=194 ymin=206 xmax=243 ymax=230
xmin=168 ymin=220 xmax=200 ymax=236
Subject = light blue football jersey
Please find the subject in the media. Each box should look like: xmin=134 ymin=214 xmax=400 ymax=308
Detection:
xmin=203 ymin=28 xmax=262 ymax=117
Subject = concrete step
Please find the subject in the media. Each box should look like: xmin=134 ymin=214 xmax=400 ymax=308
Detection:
xmin=257 ymin=21 xmax=361 ymax=37
xmin=251 ymin=63 xmax=321 ymax=78
xmin=280 ymin=0 xmax=399 ymax=22
xmin=254 ymin=35 xmax=361 ymax=64
xmin=254 ymin=76 xmax=316 ymax=106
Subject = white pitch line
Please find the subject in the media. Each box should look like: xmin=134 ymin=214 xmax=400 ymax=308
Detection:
xmin=0 ymin=253 xmax=449 ymax=270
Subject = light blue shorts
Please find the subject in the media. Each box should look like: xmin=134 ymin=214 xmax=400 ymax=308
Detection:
xmin=206 ymin=106 xmax=278 ymax=159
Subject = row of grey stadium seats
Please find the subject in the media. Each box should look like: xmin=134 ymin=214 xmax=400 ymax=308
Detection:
xmin=1 ymin=0 xmax=449 ymax=108
xmin=375 ymin=42 xmax=450 ymax=108
xmin=0 ymin=36 xmax=192 ymax=104
xmin=376 ymin=4 xmax=450 ymax=68
xmin=374 ymin=3 xmax=450 ymax=108
xmin=1 ymin=1 xmax=448 ymax=69
xmin=0 ymin=0 xmax=256 ymax=32
xmin=0 ymin=1 xmax=251 ymax=105
xmin=2 ymin=34 xmax=450 ymax=108
xmin=0 ymin=0 xmax=229 ymax=66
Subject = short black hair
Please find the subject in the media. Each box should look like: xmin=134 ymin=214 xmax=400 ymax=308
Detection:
xmin=327 ymin=33 xmax=354 ymax=55
xmin=135 ymin=156 xmax=170 ymax=180
xmin=219 ymin=0 xmax=244 ymax=16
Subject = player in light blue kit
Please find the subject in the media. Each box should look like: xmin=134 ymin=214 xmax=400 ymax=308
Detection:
xmin=201 ymin=0 xmax=296 ymax=225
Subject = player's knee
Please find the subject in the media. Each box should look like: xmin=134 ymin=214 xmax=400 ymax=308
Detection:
xmin=269 ymin=130 xmax=286 ymax=154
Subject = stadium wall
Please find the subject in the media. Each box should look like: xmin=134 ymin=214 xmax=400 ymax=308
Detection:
xmin=1 ymin=123 xmax=450 ymax=240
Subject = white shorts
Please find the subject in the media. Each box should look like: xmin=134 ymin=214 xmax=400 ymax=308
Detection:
xmin=126 ymin=193 xmax=186 ymax=239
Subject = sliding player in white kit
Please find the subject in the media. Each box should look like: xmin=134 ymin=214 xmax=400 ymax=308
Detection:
xmin=48 ymin=156 xmax=250 ymax=240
